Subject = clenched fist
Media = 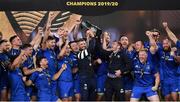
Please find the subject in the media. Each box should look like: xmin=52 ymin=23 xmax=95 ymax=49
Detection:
xmin=62 ymin=64 xmax=67 ymax=70
xmin=96 ymin=58 xmax=102 ymax=64
xmin=152 ymin=86 xmax=158 ymax=91
xmin=146 ymin=31 xmax=152 ymax=37
xmin=162 ymin=22 xmax=168 ymax=28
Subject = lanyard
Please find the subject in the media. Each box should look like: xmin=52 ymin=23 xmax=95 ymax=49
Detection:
xmin=109 ymin=52 xmax=118 ymax=64
xmin=41 ymin=69 xmax=51 ymax=85
xmin=139 ymin=62 xmax=147 ymax=78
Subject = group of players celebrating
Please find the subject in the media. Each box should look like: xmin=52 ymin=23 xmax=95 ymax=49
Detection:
xmin=0 ymin=14 xmax=180 ymax=102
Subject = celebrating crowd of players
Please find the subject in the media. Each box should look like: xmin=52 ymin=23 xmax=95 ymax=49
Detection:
xmin=0 ymin=17 xmax=180 ymax=102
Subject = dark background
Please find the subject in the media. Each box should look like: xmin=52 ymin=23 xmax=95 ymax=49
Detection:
xmin=83 ymin=10 xmax=180 ymax=43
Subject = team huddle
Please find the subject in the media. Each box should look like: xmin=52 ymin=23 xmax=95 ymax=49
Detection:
xmin=0 ymin=17 xmax=180 ymax=102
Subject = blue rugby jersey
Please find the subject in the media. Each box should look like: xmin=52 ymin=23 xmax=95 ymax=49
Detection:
xmin=8 ymin=48 xmax=21 ymax=61
xmin=57 ymin=56 xmax=73 ymax=82
xmin=69 ymin=52 xmax=79 ymax=79
xmin=157 ymin=49 xmax=178 ymax=81
xmin=42 ymin=48 xmax=58 ymax=78
xmin=9 ymin=68 xmax=28 ymax=100
xmin=0 ymin=52 xmax=10 ymax=90
xmin=133 ymin=59 xmax=158 ymax=87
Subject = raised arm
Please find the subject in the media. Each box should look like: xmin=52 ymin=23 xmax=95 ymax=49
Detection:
xmin=42 ymin=12 xmax=60 ymax=49
xmin=31 ymin=27 xmax=43 ymax=51
xmin=30 ymin=28 xmax=41 ymax=47
xmin=72 ymin=20 xmax=81 ymax=41
xmin=102 ymin=33 xmax=108 ymax=50
xmin=101 ymin=33 xmax=112 ymax=56
xmin=146 ymin=31 xmax=158 ymax=54
xmin=41 ymin=19 xmax=52 ymax=49
xmin=57 ymin=40 xmax=68 ymax=59
xmin=162 ymin=22 xmax=178 ymax=44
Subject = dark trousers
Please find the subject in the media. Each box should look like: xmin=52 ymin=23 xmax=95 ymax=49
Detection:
xmin=105 ymin=77 xmax=125 ymax=101
xmin=79 ymin=76 xmax=96 ymax=101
